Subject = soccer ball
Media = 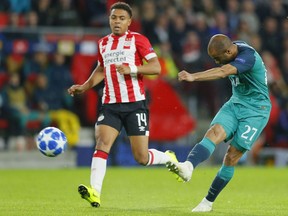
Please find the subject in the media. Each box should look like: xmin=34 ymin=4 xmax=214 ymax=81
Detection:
xmin=36 ymin=127 xmax=67 ymax=157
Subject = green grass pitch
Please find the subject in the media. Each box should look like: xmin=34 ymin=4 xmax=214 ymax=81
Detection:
xmin=0 ymin=166 xmax=287 ymax=216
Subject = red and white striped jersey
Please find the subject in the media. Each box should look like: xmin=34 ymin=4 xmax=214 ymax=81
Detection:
xmin=97 ymin=31 xmax=157 ymax=104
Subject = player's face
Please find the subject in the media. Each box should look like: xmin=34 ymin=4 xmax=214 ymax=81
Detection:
xmin=209 ymin=50 xmax=233 ymax=65
xmin=109 ymin=9 xmax=131 ymax=36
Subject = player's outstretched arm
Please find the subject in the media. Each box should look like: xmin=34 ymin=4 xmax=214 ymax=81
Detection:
xmin=68 ymin=65 xmax=104 ymax=96
xmin=178 ymin=70 xmax=195 ymax=82
xmin=178 ymin=64 xmax=237 ymax=82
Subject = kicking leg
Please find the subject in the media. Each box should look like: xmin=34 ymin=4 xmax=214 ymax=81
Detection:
xmin=166 ymin=137 xmax=216 ymax=182
xmin=167 ymin=124 xmax=226 ymax=182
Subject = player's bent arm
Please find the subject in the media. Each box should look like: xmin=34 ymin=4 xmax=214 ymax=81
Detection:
xmin=180 ymin=64 xmax=237 ymax=82
xmin=137 ymin=57 xmax=161 ymax=75
xmin=68 ymin=65 xmax=104 ymax=96
xmin=82 ymin=65 xmax=105 ymax=90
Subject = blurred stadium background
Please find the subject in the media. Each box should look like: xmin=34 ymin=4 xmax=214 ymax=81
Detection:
xmin=0 ymin=0 xmax=288 ymax=168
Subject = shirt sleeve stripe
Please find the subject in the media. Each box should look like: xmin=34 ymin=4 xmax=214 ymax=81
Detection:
xmin=145 ymin=53 xmax=157 ymax=60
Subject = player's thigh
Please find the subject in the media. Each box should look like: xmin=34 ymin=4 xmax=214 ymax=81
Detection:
xmin=232 ymin=108 xmax=270 ymax=151
xmin=97 ymin=104 xmax=123 ymax=132
xmin=211 ymin=101 xmax=238 ymax=141
xmin=123 ymin=101 xmax=150 ymax=137
xmin=95 ymin=125 xmax=119 ymax=153
xmin=129 ymin=135 xmax=149 ymax=161
xmin=95 ymin=105 xmax=122 ymax=152
xmin=124 ymin=101 xmax=150 ymax=162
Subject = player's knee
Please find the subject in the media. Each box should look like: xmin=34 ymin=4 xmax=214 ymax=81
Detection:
xmin=206 ymin=124 xmax=226 ymax=144
xmin=95 ymin=138 xmax=112 ymax=152
xmin=134 ymin=153 xmax=149 ymax=165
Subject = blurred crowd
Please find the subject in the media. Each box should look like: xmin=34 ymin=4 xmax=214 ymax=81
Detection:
xmin=0 ymin=0 xmax=288 ymax=158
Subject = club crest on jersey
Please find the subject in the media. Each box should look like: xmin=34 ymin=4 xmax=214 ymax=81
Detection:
xmin=98 ymin=114 xmax=104 ymax=122
xmin=124 ymin=41 xmax=131 ymax=49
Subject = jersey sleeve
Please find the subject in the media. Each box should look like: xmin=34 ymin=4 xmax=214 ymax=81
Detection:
xmin=229 ymin=48 xmax=255 ymax=74
xmin=135 ymin=34 xmax=157 ymax=61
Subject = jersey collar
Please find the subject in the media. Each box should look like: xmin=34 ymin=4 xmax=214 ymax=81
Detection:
xmin=111 ymin=31 xmax=129 ymax=39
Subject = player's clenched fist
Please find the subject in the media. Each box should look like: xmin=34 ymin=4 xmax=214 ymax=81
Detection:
xmin=178 ymin=70 xmax=195 ymax=82
xmin=116 ymin=64 xmax=131 ymax=75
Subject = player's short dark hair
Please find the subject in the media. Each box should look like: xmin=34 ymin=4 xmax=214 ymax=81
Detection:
xmin=110 ymin=2 xmax=132 ymax=18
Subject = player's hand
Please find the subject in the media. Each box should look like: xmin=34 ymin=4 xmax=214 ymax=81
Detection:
xmin=116 ymin=64 xmax=131 ymax=75
xmin=67 ymin=84 xmax=86 ymax=97
xmin=178 ymin=70 xmax=195 ymax=82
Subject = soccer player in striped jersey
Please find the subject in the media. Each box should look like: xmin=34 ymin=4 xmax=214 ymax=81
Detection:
xmin=68 ymin=2 xmax=177 ymax=208
xmin=167 ymin=34 xmax=271 ymax=212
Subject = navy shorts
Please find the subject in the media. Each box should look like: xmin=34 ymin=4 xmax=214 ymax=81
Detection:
xmin=96 ymin=100 xmax=149 ymax=136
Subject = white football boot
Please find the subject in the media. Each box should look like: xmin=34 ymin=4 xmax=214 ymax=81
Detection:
xmin=166 ymin=161 xmax=193 ymax=182
xmin=192 ymin=198 xmax=213 ymax=212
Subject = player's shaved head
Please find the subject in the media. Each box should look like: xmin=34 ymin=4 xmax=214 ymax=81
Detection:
xmin=207 ymin=34 xmax=237 ymax=65
xmin=208 ymin=34 xmax=233 ymax=56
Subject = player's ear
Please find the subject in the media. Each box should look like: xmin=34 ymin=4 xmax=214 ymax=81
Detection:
xmin=225 ymin=49 xmax=232 ymax=55
xmin=127 ymin=18 xmax=132 ymax=26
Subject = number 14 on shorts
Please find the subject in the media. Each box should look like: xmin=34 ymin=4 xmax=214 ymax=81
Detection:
xmin=136 ymin=113 xmax=147 ymax=131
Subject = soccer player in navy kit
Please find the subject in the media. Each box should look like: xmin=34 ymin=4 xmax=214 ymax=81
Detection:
xmin=68 ymin=2 xmax=177 ymax=207
xmin=167 ymin=34 xmax=271 ymax=212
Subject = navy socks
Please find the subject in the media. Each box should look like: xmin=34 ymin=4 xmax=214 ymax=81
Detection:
xmin=187 ymin=137 xmax=216 ymax=168
xmin=206 ymin=165 xmax=235 ymax=202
